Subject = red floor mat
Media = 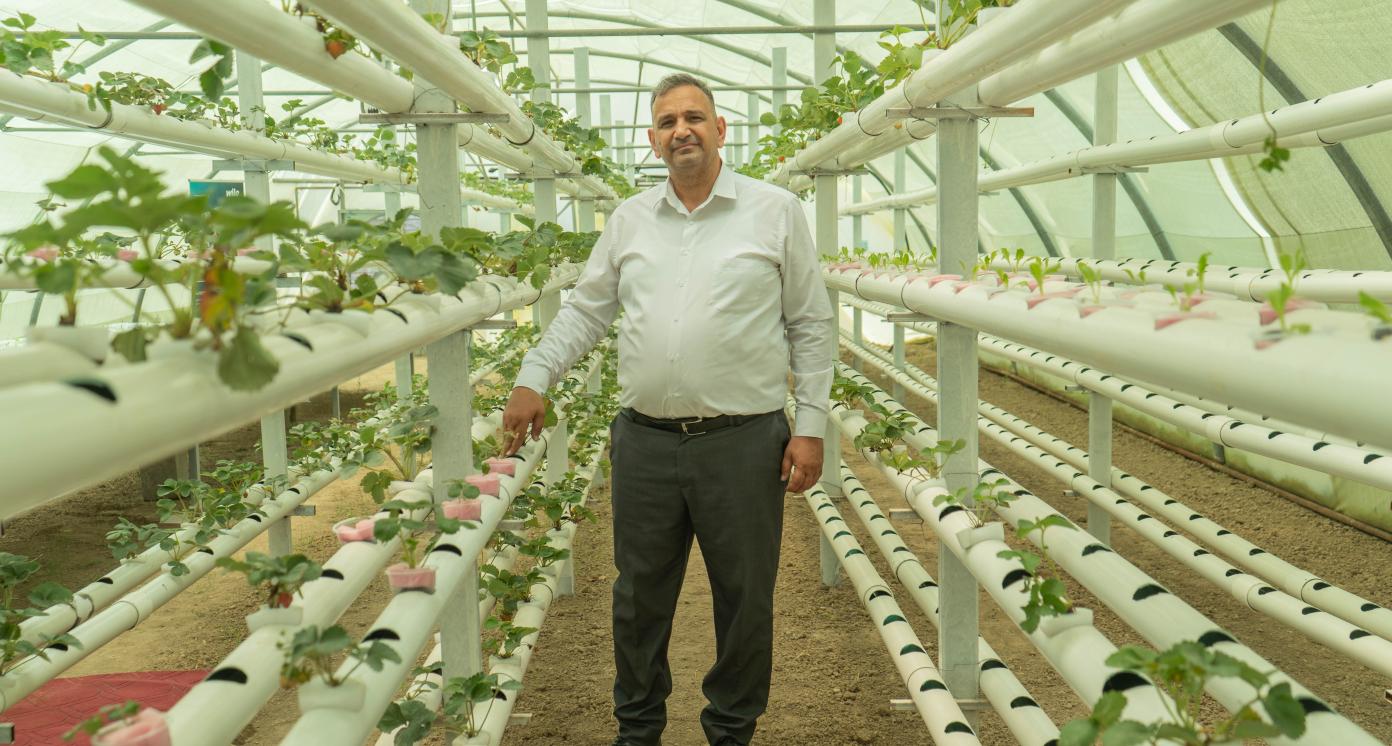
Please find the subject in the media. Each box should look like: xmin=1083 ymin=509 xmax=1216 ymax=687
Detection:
xmin=4 ymin=671 xmax=208 ymax=745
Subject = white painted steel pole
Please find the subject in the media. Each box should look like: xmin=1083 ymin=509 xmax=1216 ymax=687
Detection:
xmin=574 ymin=48 xmax=597 ymax=234
xmin=260 ymin=410 xmax=293 ymax=556
xmin=747 ymin=92 xmax=759 ymax=162
xmin=935 ymin=80 xmax=981 ymax=715
xmin=771 ymin=48 xmax=787 ymax=129
xmin=892 ymin=323 xmax=907 ymax=402
xmin=811 ymin=4 xmax=841 ymax=589
xmin=1086 ymin=66 xmax=1118 ymax=543
xmin=893 ymin=149 xmax=908 ymax=251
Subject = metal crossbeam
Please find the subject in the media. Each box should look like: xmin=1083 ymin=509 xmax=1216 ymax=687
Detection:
xmin=359 ymin=112 xmax=509 ymax=125
xmin=886 ymin=105 xmax=1035 ymax=121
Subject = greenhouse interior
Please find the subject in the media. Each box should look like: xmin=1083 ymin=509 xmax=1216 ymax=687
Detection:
xmin=0 ymin=0 xmax=1388 ymax=744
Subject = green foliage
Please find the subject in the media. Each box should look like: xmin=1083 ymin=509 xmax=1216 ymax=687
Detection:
xmin=932 ymin=477 xmax=1018 ymax=525
xmin=1076 ymin=260 xmax=1103 ymax=305
xmin=483 ymin=617 xmax=538 ymax=659
xmin=1267 ymin=249 xmax=1311 ymax=335
xmin=1027 ymin=256 xmax=1061 ymax=297
xmin=0 ymin=12 xmax=105 ymax=86
xmin=373 ymin=498 xmax=466 ymax=569
xmin=188 ymin=38 xmax=234 ymax=101
xmin=215 ymin=552 xmax=322 ymax=608
xmin=0 ymin=552 xmax=80 ymax=675
xmin=521 ymin=472 xmax=596 ymax=533
xmin=995 ymin=514 xmax=1076 ymax=633
xmin=280 ymin=624 xmax=401 ymax=688
xmin=852 ymin=399 xmax=964 ymax=484
xmin=480 ymin=565 xmax=545 ymax=621
xmin=1059 ymin=641 xmax=1307 ymax=745
xmin=1358 ymin=291 xmax=1392 ymax=326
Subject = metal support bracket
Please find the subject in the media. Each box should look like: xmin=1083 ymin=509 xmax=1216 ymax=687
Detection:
xmin=1076 ymin=165 xmax=1149 ymax=175
xmin=508 ymin=713 xmax=533 ymax=726
xmin=292 ymin=505 xmax=316 ymax=517
xmin=885 ymin=311 xmax=935 ymax=324
xmin=889 ymin=698 xmax=916 ymax=712
xmin=887 ymin=508 xmax=922 ymax=523
xmin=1063 ymin=384 xmax=1087 ymax=393
xmin=211 ymin=159 xmax=295 ymax=174
xmin=359 ymin=112 xmax=509 ymax=125
xmin=1063 ymin=489 xmax=1079 ymax=498
xmin=363 ymin=183 xmax=418 ymax=193
xmin=887 ymin=105 xmax=1034 ymax=121
xmin=955 ymin=697 xmax=993 ymax=712
xmin=0 ymin=722 xmax=14 ymax=744
xmin=471 ymin=319 xmax=519 ymax=330
xmin=788 ymin=167 xmax=872 ymax=177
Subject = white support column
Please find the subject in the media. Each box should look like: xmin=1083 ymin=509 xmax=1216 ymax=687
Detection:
xmin=746 ymin=92 xmax=759 ymax=158
xmin=260 ymin=411 xmax=291 ymax=556
xmin=599 ymin=95 xmax=613 ymax=162
xmin=235 ymin=51 xmax=271 ymax=253
xmin=851 ymin=174 xmax=864 ymax=250
xmin=383 ymin=187 xmax=402 ymax=223
xmin=770 ymin=48 xmax=788 ymax=128
xmin=813 ymin=1 xmax=840 ymax=589
xmin=573 ymin=48 xmax=597 ymax=237
xmin=892 ymin=323 xmax=907 ymax=402
xmin=893 ymin=149 xmax=908 ymax=252
xmin=409 ymin=0 xmax=479 ymax=696
xmin=936 ymin=82 xmax=982 ymax=719
xmin=394 ymin=354 xmax=413 ymax=403
xmin=1087 ymin=65 xmax=1119 ymax=543
xmin=528 ymin=0 xmax=568 ymax=487
xmin=851 ymin=308 xmax=863 ymax=373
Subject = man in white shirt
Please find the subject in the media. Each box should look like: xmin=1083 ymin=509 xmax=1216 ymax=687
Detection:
xmin=502 ymin=73 xmax=833 ymax=746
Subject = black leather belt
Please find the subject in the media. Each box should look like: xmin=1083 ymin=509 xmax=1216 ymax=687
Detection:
xmin=625 ymin=408 xmax=772 ymax=436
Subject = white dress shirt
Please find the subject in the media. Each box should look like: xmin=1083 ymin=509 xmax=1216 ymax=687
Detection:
xmin=515 ymin=162 xmax=834 ymax=438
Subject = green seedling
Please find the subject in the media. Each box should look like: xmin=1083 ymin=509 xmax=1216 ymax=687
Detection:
xmin=215 ymin=552 xmax=322 ymax=609
xmin=996 ymin=514 xmax=1076 ymax=633
xmin=279 ymin=624 xmax=401 ymax=689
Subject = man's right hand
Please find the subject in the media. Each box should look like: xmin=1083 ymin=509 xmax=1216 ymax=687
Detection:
xmin=500 ymin=386 xmax=547 ymax=456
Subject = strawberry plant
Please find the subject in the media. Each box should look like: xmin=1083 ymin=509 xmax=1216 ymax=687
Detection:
xmin=378 ymin=670 xmax=521 ymax=743
xmin=996 ymin=514 xmax=1076 ymax=633
xmin=62 ymin=701 xmax=141 ymax=742
xmin=483 ymin=617 xmax=537 ymax=659
xmin=479 ymin=566 xmax=544 ymax=621
xmin=216 ymin=552 xmax=322 ymax=609
xmin=932 ymin=477 xmax=1019 ymax=526
xmin=1059 ymin=640 xmax=1306 ymax=745
xmin=1076 ymin=260 xmax=1103 ymax=305
xmin=0 ymin=552 xmax=80 ymax=674
xmin=373 ymin=499 xmax=466 ymax=569
xmin=280 ymin=624 xmax=401 ymax=689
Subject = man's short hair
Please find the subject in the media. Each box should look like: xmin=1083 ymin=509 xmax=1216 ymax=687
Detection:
xmin=650 ymin=73 xmax=717 ymax=113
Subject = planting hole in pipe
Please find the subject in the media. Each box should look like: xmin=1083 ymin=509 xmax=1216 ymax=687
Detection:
xmin=364 ymin=628 xmax=401 ymax=642
xmin=320 ymin=569 xmax=345 ymax=580
xmin=1081 ymin=544 xmax=1112 ymax=556
xmin=1132 ymin=584 xmax=1169 ymax=601
xmin=1198 ymin=630 xmax=1237 ymax=647
xmin=207 ymin=668 xmax=249 ymax=684
xmin=97 ymin=577 xmax=114 ymax=585
xmin=1360 ymin=602 xmax=1381 ymax=611
xmin=1001 ymin=569 xmax=1031 ymax=589
xmin=1162 ymin=531 xmax=1179 ymax=538
xmin=882 ymin=615 xmax=906 ymax=625
xmin=944 ymin=722 xmax=974 ymax=735
xmin=981 ymin=659 xmax=1007 ymax=672
xmin=832 ymin=530 xmax=852 ymax=539
xmin=921 ymin=680 xmax=947 ymax=691
xmin=430 ymin=544 xmax=463 ymax=556
xmin=1101 ymin=671 xmax=1151 ymax=692
xmin=281 ymin=332 xmax=313 ymax=350
xmin=1350 ymin=630 xmax=1372 ymax=640
xmin=64 ymin=378 xmax=117 ymax=403
xmin=1300 ymin=698 xmax=1334 ymax=714
xmin=1225 ymin=569 xmax=1244 ymax=577
xmin=868 ymin=590 xmax=890 ymax=601
xmin=1313 ymin=582 xmax=1331 ymax=590
xmin=918 ymin=580 xmax=938 ymax=589
xmin=1300 ymin=607 xmax=1321 ymax=615
xmin=1010 ymin=696 xmax=1040 ymax=709
xmin=1257 ymin=587 xmax=1277 ymax=595
xmin=899 ymin=644 xmax=925 ymax=656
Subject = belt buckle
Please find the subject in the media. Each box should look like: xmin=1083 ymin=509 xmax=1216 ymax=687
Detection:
xmin=680 ymin=416 xmax=705 ymax=435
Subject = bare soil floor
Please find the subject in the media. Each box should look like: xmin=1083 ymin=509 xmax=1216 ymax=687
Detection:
xmin=7 ymin=347 xmax=1390 ymax=745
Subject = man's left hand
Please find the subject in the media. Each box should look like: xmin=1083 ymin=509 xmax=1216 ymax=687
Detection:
xmin=780 ymin=436 xmax=823 ymax=493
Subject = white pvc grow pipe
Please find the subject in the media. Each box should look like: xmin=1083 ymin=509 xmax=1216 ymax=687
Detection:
xmin=774 ymin=0 xmax=1131 ymax=179
xmin=837 ymin=366 xmax=1381 ymax=743
xmin=0 ymin=467 xmax=334 ymax=712
xmin=0 ymin=265 xmax=579 ymax=515
xmin=848 ymin=343 xmax=1392 ymax=672
xmin=826 ymin=266 xmax=1392 ymax=453
xmin=830 ymin=461 xmax=1059 ymax=746
xmin=844 ymin=78 xmax=1392 ymax=217
xmin=273 ymin=438 xmax=553 ymax=745
xmin=300 ymin=0 xmax=574 ymax=176
xmin=804 ymin=484 xmax=981 ymax=744
xmin=159 ymin=424 xmax=544 ymax=744
xmin=831 ymin=408 xmax=1176 ymax=722
xmin=0 ymin=70 xmax=401 ymax=184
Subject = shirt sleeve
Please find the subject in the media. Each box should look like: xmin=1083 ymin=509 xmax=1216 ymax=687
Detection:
xmin=780 ymin=196 xmax=835 ymax=439
xmin=514 ymin=213 xmax=623 ymax=395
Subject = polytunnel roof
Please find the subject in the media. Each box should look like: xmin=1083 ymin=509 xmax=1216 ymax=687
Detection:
xmin=0 ymin=0 xmax=1389 ymax=270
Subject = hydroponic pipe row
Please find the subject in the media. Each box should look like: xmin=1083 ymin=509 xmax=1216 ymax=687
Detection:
xmin=271 ymin=433 xmax=558 ymax=744
xmin=161 ymin=423 xmax=545 ymax=744
xmin=776 ymin=0 xmax=1271 ymax=188
xmin=843 ymin=320 xmax=1392 ymax=640
xmin=0 ymin=466 xmax=338 ymax=712
xmin=0 ymin=265 xmax=579 ymax=516
xmin=0 ymin=69 xmax=402 ymax=185
xmin=831 ymin=462 xmax=1060 ymax=746
xmin=849 ymin=339 xmax=1392 ymax=671
xmin=985 ymin=257 xmax=1392 ymax=305
xmin=804 ymin=483 xmax=981 ymax=744
xmin=824 ymin=265 xmax=1392 ymax=454
xmin=842 ymin=76 xmax=1392 ymax=218
xmin=836 ymin=366 xmax=1380 ymax=744
xmin=465 ymin=447 xmax=610 ymax=746
xmin=830 ymin=407 xmax=1177 ymax=725
xmin=122 ymin=0 xmax=614 ymax=201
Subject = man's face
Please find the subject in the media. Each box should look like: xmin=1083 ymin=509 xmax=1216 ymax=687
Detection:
xmin=648 ymin=85 xmax=726 ymax=173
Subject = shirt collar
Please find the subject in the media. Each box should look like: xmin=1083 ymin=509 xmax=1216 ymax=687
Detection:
xmin=657 ymin=161 xmax=737 ymax=215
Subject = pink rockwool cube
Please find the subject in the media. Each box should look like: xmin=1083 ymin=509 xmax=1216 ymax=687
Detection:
xmin=334 ymin=517 xmax=377 ymax=543
xmin=93 ymin=709 xmax=171 ymax=746
xmin=484 ymin=457 xmax=516 ymax=477
xmin=1258 ymin=298 xmax=1318 ymax=325
xmin=465 ymin=472 xmax=501 ymax=496
xmin=386 ymin=563 xmax=436 ymax=592
xmin=927 ymin=274 xmax=961 ymax=287
xmin=442 ymin=498 xmax=482 ymax=521
xmin=1154 ymin=310 xmax=1218 ymax=331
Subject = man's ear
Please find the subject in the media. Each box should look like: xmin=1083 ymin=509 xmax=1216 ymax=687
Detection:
xmin=647 ymin=127 xmax=659 ymax=158
xmin=716 ymin=116 xmax=727 ymax=148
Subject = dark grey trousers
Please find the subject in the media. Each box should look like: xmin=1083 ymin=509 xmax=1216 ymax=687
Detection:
xmin=609 ymin=409 xmax=790 ymax=746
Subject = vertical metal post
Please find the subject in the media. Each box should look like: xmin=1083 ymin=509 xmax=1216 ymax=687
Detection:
xmin=893 ymin=149 xmax=908 ymax=252
xmin=573 ymin=47 xmax=597 ymax=235
xmin=746 ymin=92 xmax=759 ymax=158
xmin=892 ymin=324 xmax=907 ymax=402
xmin=851 ymin=174 xmax=864 ymax=250
xmin=528 ymin=0 xmax=568 ymax=487
xmin=813 ymin=2 xmax=840 ymax=588
xmin=599 ymin=95 xmax=614 ymax=161
xmin=460 ymin=202 xmax=471 ymax=227
xmin=394 ymin=354 xmax=414 ymax=402
xmin=770 ymin=48 xmax=788 ymax=128
xmin=410 ymin=0 xmax=479 ymax=694
xmin=384 ymin=188 xmax=402 ymax=222
xmin=851 ymin=308 xmax=863 ymax=373
xmin=260 ymin=410 xmax=291 ymax=556
xmin=936 ymin=83 xmax=981 ymax=720
xmin=1087 ymin=66 xmax=1119 ymax=543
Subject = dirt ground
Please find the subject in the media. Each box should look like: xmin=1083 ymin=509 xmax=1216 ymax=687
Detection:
xmin=5 ymin=344 xmax=1390 ymax=745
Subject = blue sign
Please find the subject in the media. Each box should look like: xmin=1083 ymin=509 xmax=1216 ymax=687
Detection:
xmin=188 ymin=180 xmax=244 ymax=207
